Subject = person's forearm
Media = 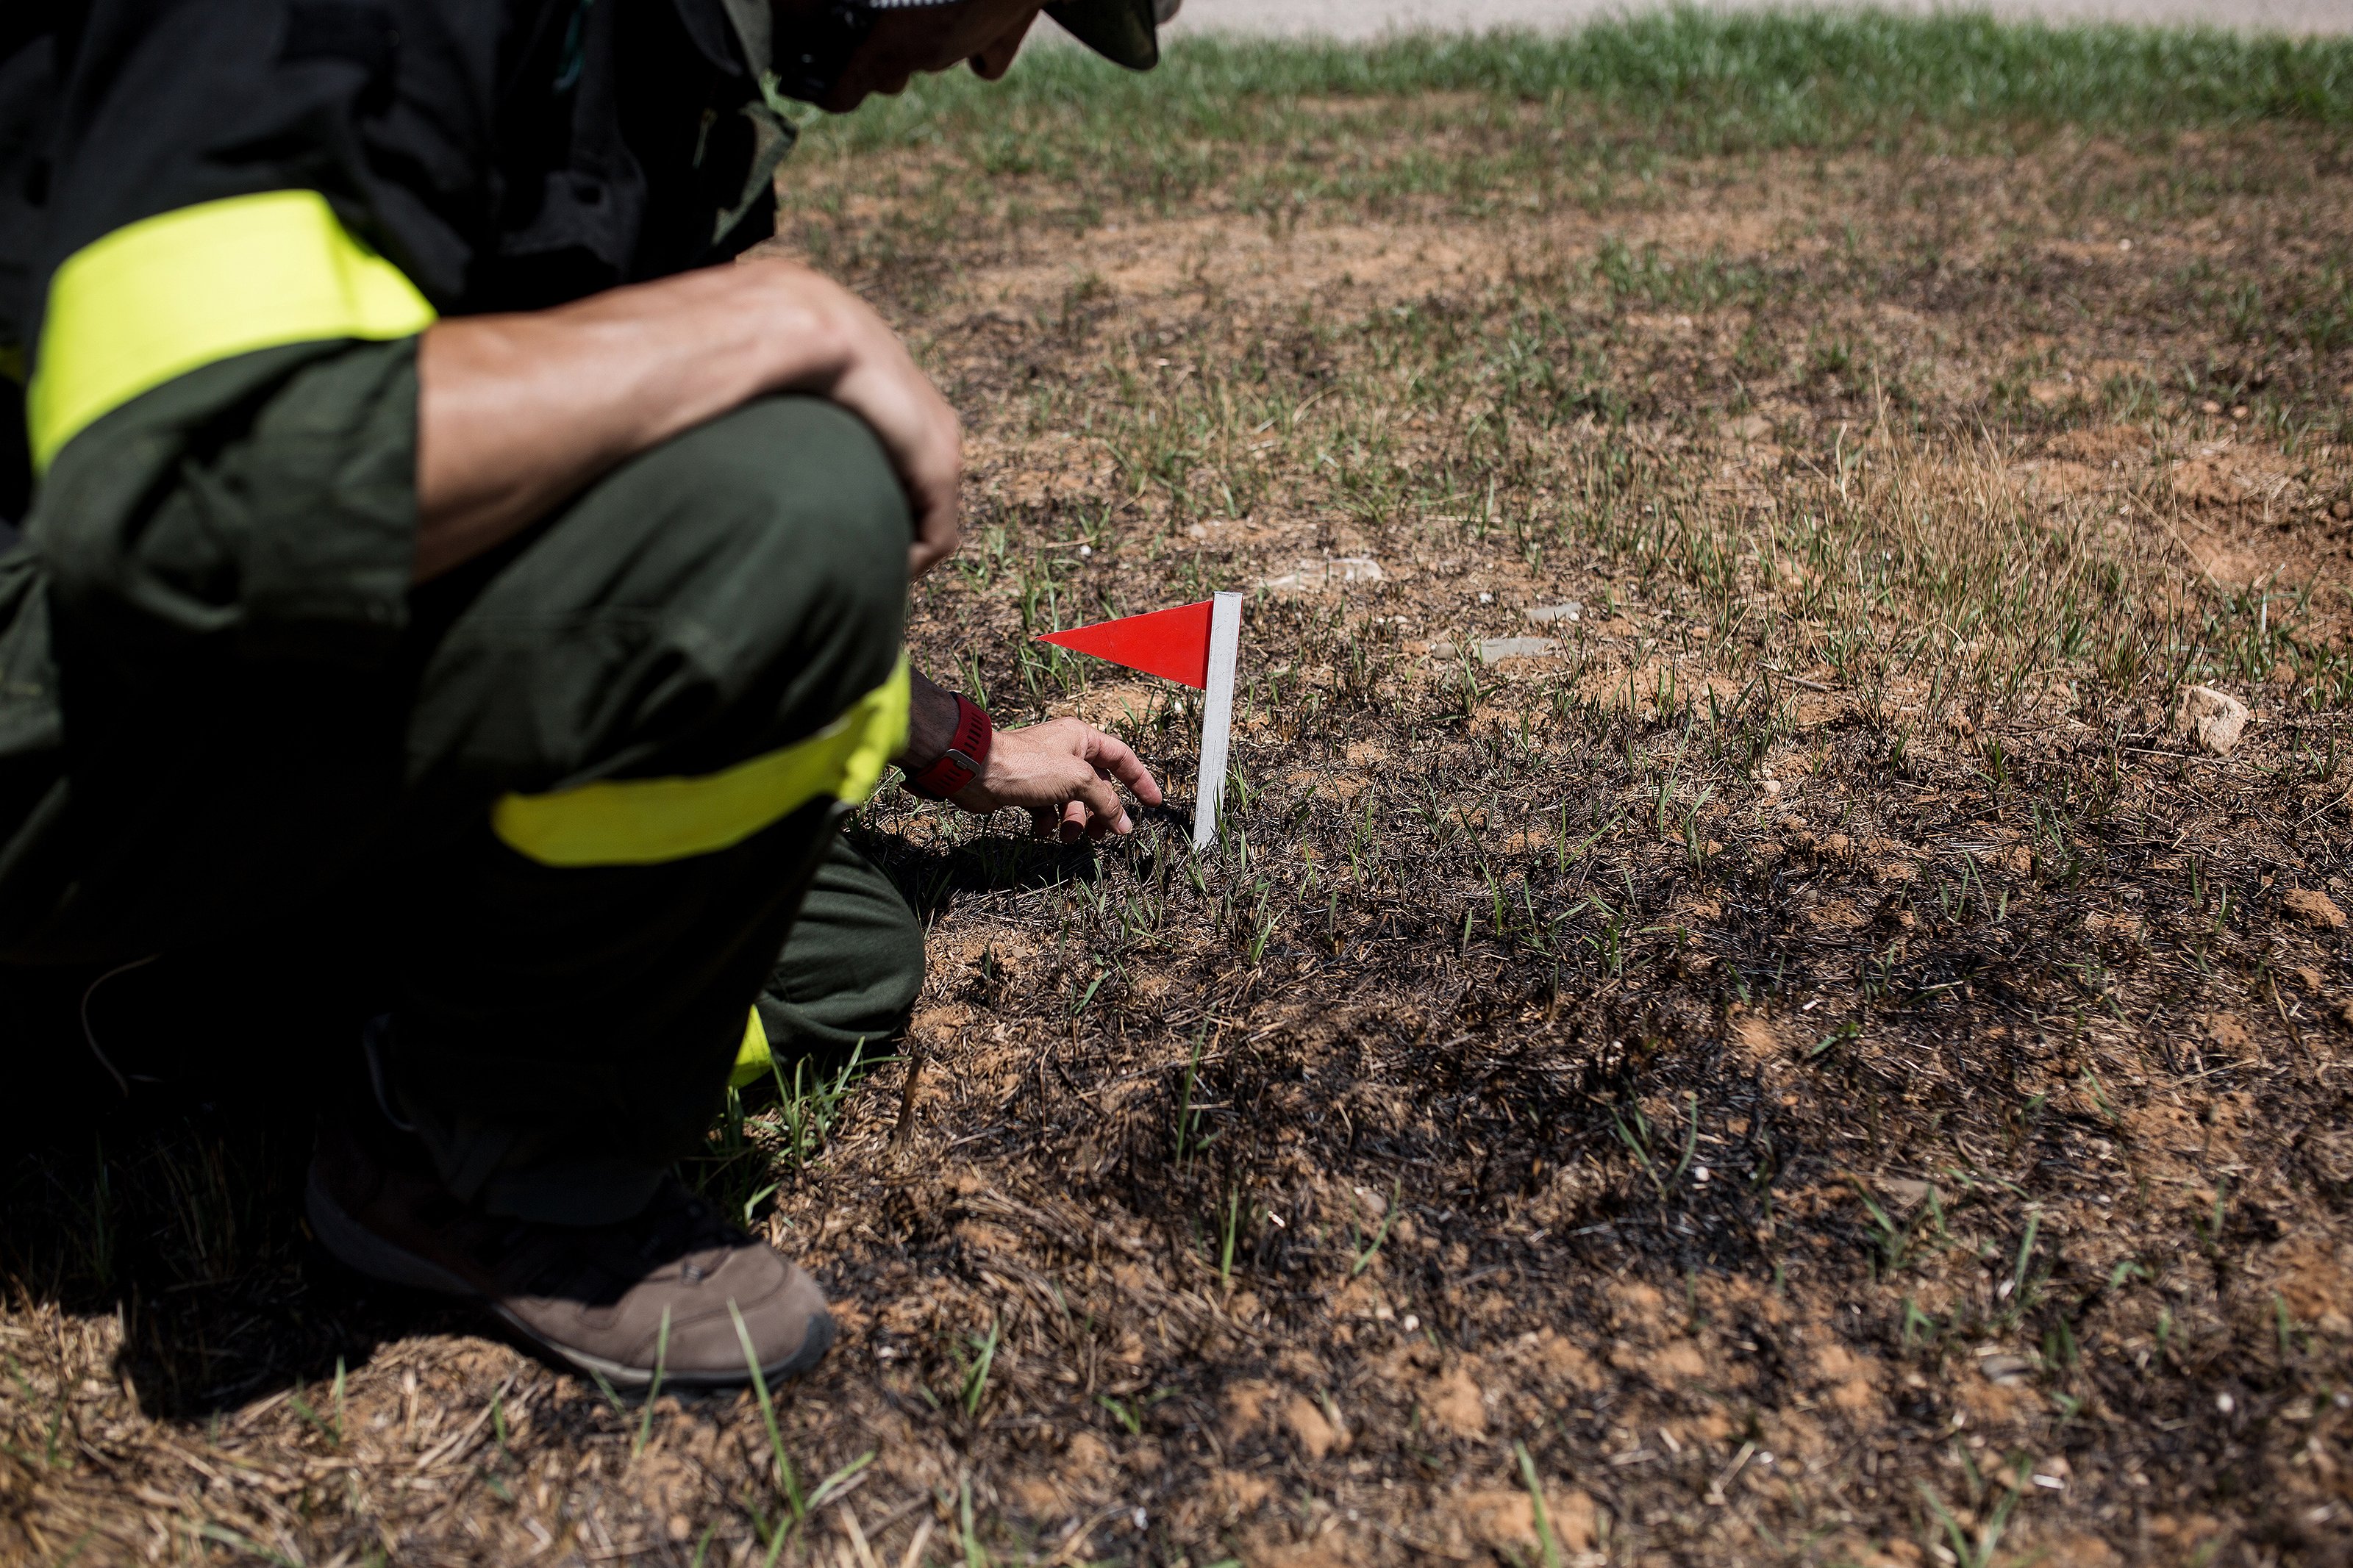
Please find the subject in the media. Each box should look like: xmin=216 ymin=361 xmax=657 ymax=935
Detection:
xmin=413 ymin=262 xmax=863 ymax=582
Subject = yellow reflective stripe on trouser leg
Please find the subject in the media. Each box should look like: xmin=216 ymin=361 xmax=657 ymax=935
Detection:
xmin=731 ymin=1008 xmax=773 ymax=1089
xmin=27 ymin=190 xmax=438 ymax=472
xmin=490 ymin=656 xmax=912 ymax=868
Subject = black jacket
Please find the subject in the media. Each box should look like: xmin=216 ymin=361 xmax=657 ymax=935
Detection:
xmin=1 ymin=0 xmax=793 ymax=520
xmin=0 ymin=0 xmax=796 ymax=953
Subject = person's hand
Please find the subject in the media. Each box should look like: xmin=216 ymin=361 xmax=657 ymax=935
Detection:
xmin=754 ymin=262 xmax=963 ymax=579
xmin=415 ymin=259 xmax=962 ymax=581
xmin=952 ymin=717 xmax=1165 ymax=840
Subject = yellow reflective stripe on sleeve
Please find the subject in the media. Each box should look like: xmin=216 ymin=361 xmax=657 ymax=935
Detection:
xmin=490 ymin=656 xmax=912 ymax=868
xmin=729 ymin=1009 xmax=773 ymax=1089
xmin=27 ymin=190 xmax=437 ymax=473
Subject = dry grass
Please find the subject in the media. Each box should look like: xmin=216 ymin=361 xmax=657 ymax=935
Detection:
xmin=8 ymin=24 xmax=2353 ymax=1568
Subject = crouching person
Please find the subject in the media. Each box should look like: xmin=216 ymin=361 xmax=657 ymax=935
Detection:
xmin=0 ymin=0 xmax=1175 ymax=1387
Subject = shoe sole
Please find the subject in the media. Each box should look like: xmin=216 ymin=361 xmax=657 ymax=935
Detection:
xmin=304 ymin=1167 xmax=835 ymax=1391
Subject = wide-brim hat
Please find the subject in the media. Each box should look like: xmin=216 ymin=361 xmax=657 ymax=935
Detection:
xmin=1044 ymin=0 xmax=1180 ymax=70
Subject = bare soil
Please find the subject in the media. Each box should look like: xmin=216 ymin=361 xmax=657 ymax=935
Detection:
xmin=7 ymin=106 xmax=2353 ymax=1567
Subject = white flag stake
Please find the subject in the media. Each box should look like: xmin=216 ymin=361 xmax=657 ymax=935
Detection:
xmin=1192 ymin=591 xmax=1244 ymax=850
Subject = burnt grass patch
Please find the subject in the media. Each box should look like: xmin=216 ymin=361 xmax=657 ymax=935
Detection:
xmin=10 ymin=18 xmax=2353 ymax=1567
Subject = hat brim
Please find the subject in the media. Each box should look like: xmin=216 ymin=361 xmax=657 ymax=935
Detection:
xmin=1043 ymin=0 xmax=1160 ymax=71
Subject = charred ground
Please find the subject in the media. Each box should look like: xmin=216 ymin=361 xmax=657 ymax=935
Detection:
xmin=7 ymin=16 xmax=2353 ymax=1568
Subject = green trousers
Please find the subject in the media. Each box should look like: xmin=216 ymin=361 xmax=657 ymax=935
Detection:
xmin=757 ymin=831 xmax=926 ymax=1064
xmin=7 ymin=393 xmax=926 ymax=1222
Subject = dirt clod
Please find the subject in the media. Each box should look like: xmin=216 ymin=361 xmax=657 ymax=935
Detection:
xmin=1283 ymin=1393 xmax=1343 ymax=1458
xmin=2177 ymin=684 xmax=2252 ymax=755
xmin=1424 ymin=1363 xmax=1488 ymax=1438
xmin=2284 ymin=888 xmax=2347 ymax=929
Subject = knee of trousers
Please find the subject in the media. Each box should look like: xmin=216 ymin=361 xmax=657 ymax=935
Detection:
xmin=755 ymin=841 xmax=926 ymax=1053
xmin=759 ymin=905 xmax=924 ymax=1051
xmin=410 ymin=393 xmax=913 ymax=801
xmin=843 ymin=879 xmax=928 ymax=1032
xmin=620 ymin=396 xmax=912 ymax=762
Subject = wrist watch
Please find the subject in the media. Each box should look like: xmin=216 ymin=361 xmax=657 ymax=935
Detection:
xmin=903 ymin=693 xmax=993 ymax=800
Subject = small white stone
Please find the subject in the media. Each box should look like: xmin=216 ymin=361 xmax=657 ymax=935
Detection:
xmin=1078 ymin=544 xmax=1092 ymax=558
xmin=1475 ymin=636 xmax=1561 ymax=665
xmin=1258 ymin=556 xmax=1384 ymax=593
xmin=1478 ymin=592 xmax=1493 ymax=604
xmin=2218 ymin=1392 xmax=2235 ymax=1414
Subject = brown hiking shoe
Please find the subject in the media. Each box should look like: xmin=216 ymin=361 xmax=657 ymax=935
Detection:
xmin=305 ymin=1115 xmax=833 ymax=1388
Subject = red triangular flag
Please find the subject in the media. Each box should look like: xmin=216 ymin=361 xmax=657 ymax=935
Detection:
xmin=1035 ymin=600 xmax=1213 ymax=690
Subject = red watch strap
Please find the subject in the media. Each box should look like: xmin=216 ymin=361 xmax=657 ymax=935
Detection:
xmin=904 ymin=694 xmax=992 ymax=800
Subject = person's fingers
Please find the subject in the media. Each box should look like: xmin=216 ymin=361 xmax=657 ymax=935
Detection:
xmin=955 ymin=718 xmax=1160 ymax=830
xmin=826 ymin=305 xmax=962 ymax=580
xmin=894 ymin=394 xmax=961 ymax=579
xmin=1079 ymin=727 xmax=1165 ymax=806
xmin=907 ymin=499 xmax=958 ymax=576
xmin=907 ymin=521 xmax=957 ymax=579
xmin=728 ymin=265 xmax=966 ymax=581
xmin=1074 ymin=773 xmax=1129 ymax=834
xmin=902 ymin=402 xmax=962 ymax=577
